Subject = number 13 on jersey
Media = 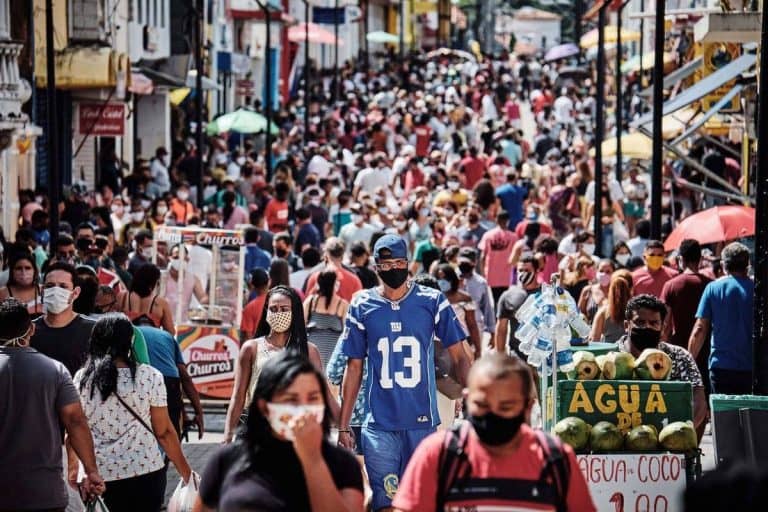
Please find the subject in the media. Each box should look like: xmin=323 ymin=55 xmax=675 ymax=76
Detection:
xmin=377 ymin=336 xmax=422 ymax=389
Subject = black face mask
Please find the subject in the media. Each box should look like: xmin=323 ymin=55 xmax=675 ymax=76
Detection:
xmin=459 ymin=262 xmax=474 ymax=275
xmin=275 ymin=248 xmax=288 ymax=258
xmin=469 ymin=410 xmax=526 ymax=446
xmin=630 ymin=326 xmax=661 ymax=350
xmin=377 ymin=268 xmax=409 ymax=289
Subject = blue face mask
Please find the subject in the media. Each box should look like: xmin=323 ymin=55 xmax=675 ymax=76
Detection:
xmin=438 ymin=279 xmax=452 ymax=293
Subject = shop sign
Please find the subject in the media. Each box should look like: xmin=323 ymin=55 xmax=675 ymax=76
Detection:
xmin=577 ymin=453 xmax=686 ymax=512
xmin=79 ymin=103 xmax=125 ymax=136
xmin=178 ymin=325 xmax=241 ymax=399
xmin=154 ymin=226 xmax=245 ymax=246
xmin=558 ymin=381 xmax=693 ymax=434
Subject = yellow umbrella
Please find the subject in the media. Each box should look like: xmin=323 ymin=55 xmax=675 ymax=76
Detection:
xmin=590 ymin=132 xmax=653 ymax=160
xmin=169 ymin=87 xmax=190 ymax=106
xmin=661 ymin=108 xmax=698 ymax=139
xmin=580 ymin=26 xmax=641 ymax=49
xmin=621 ymin=51 xmax=676 ymax=73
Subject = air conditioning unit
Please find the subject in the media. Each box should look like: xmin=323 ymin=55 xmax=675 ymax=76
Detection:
xmin=69 ymin=0 xmax=111 ymax=45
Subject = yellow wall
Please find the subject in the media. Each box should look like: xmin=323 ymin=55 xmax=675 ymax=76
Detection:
xmin=33 ymin=0 xmax=67 ymax=84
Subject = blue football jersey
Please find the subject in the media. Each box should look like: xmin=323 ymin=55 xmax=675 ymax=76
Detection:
xmin=341 ymin=283 xmax=467 ymax=430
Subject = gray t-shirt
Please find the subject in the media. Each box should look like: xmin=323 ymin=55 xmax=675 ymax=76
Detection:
xmin=0 ymin=346 xmax=80 ymax=509
xmin=497 ymin=286 xmax=537 ymax=355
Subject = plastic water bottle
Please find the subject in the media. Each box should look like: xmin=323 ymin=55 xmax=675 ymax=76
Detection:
xmin=515 ymin=316 xmax=541 ymax=351
xmin=514 ymin=293 xmax=540 ymax=322
xmin=527 ymin=326 xmax=553 ymax=367
xmin=568 ymin=313 xmax=592 ymax=339
xmin=555 ymin=324 xmax=575 ymax=373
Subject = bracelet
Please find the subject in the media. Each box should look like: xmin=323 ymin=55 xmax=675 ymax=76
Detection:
xmin=338 ymin=429 xmax=352 ymax=433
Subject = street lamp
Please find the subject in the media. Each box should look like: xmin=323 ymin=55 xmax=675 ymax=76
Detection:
xmin=195 ymin=0 xmax=205 ymax=206
xmin=333 ymin=0 xmax=340 ymax=104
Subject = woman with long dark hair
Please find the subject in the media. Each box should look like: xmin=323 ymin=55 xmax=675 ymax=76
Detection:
xmin=224 ymin=286 xmax=324 ymax=443
xmin=73 ymin=313 xmax=191 ymax=512
xmin=432 ymin=264 xmax=481 ymax=358
xmin=222 ymin=190 xmax=249 ymax=230
xmin=0 ymin=253 xmax=43 ymax=318
xmin=303 ymin=269 xmax=348 ymax=370
xmin=117 ymin=263 xmax=174 ymax=332
xmin=196 ymin=352 xmax=364 ymax=511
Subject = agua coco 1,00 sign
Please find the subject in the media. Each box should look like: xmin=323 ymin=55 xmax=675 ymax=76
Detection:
xmin=577 ymin=453 xmax=686 ymax=512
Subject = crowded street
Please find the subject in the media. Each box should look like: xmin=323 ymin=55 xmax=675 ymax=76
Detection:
xmin=1 ymin=0 xmax=767 ymax=511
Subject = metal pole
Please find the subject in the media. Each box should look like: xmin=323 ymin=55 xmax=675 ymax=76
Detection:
xmin=399 ymin=0 xmax=405 ymax=62
xmin=650 ymin=0 xmax=664 ymax=240
xmin=616 ymin=3 xmax=623 ymax=182
xmin=45 ymin=0 xmax=59 ymax=244
xmin=264 ymin=3 xmax=273 ymax=180
xmin=752 ymin=6 xmax=768 ymax=394
xmin=363 ymin=0 xmax=369 ymax=74
xmin=638 ymin=0 xmax=644 ymax=86
xmin=195 ymin=0 xmax=205 ymax=207
xmin=333 ymin=0 xmax=339 ymax=104
xmin=304 ymin=0 xmax=311 ymax=143
xmin=574 ymin=0 xmax=583 ymax=65
xmin=594 ymin=5 xmax=606 ymax=256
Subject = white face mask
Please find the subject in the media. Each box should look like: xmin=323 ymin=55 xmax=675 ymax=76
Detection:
xmin=236 ymin=157 xmax=246 ymax=166
xmin=616 ymin=253 xmax=631 ymax=266
xmin=581 ymin=243 xmax=595 ymax=256
xmin=162 ymin=156 xmax=170 ymax=167
xmin=168 ymin=259 xmax=182 ymax=273
xmin=266 ymin=403 xmax=325 ymax=441
xmin=178 ymin=191 xmax=189 ymax=201
xmin=44 ymin=286 xmax=72 ymax=315
xmin=447 ymin=181 xmax=460 ymax=191
xmin=132 ymin=211 xmax=145 ymax=223
xmin=351 ymin=214 xmax=364 ymax=225
xmin=156 ymin=206 xmax=168 ymax=216
xmin=111 ymin=204 xmax=123 ymax=214
xmin=266 ymin=310 xmax=292 ymax=333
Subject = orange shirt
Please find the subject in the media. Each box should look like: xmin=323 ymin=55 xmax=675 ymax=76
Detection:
xmin=304 ymin=264 xmax=363 ymax=303
xmin=241 ymin=294 xmax=267 ymax=336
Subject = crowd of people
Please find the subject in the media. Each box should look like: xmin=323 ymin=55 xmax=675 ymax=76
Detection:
xmin=0 ymin=47 xmax=756 ymax=512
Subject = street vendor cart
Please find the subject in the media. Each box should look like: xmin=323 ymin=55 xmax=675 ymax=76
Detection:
xmin=153 ymin=225 xmax=246 ymax=399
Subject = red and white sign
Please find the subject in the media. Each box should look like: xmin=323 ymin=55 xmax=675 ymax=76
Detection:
xmin=577 ymin=453 xmax=686 ymax=512
xmin=79 ymin=103 xmax=125 ymax=136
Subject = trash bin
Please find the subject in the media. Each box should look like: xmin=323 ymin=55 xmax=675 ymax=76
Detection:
xmin=710 ymin=394 xmax=768 ymax=467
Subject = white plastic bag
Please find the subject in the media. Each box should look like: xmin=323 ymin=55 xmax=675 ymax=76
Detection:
xmin=167 ymin=471 xmax=200 ymax=512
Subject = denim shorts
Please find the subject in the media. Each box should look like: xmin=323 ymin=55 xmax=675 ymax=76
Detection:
xmin=361 ymin=425 xmax=434 ymax=511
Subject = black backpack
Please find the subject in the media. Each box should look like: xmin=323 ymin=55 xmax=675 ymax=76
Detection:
xmin=436 ymin=422 xmax=570 ymax=512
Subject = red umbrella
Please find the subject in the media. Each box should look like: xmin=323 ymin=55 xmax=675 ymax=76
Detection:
xmin=664 ymin=205 xmax=755 ymax=251
xmin=288 ymin=23 xmax=344 ymax=46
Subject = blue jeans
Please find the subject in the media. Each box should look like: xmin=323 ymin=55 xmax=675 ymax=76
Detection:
xmin=600 ymin=223 xmax=615 ymax=258
xmin=361 ymin=426 xmax=435 ymax=511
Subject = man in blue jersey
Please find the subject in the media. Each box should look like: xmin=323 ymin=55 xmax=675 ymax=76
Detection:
xmin=338 ymin=234 xmax=471 ymax=511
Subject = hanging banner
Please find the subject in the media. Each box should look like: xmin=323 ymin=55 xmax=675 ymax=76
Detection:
xmin=178 ymin=324 xmax=241 ymax=399
xmin=78 ymin=103 xmax=125 ymax=136
xmin=577 ymin=453 xmax=687 ymax=512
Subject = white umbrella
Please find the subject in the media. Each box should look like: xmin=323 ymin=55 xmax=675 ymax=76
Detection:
xmin=366 ymin=31 xmax=399 ymax=44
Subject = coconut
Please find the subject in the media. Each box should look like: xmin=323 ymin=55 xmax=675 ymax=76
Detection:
xmin=659 ymin=421 xmax=697 ymax=452
xmin=590 ymin=421 xmax=624 ymax=451
xmin=625 ymin=425 xmax=659 ymax=451
xmin=553 ymin=417 xmax=591 ymax=451
xmin=567 ymin=351 xmax=601 ymax=380
xmin=634 ymin=349 xmax=672 ymax=380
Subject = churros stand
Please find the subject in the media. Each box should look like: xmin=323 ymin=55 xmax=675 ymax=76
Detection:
xmin=153 ymin=225 xmax=245 ymax=399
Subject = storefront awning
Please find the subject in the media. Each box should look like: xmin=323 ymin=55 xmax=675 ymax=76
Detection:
xmin=639 ymin=56 xmax=703 ymax=97
xmin=36 ymin=47 xmax=131 ymax=90
xmin=136 ymin=66 xmax=186 ymax=88
xmin=632 ymin=53 xmax=755 ymax=127
xmin=671 ymin=84 xmax=743 ymax=145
